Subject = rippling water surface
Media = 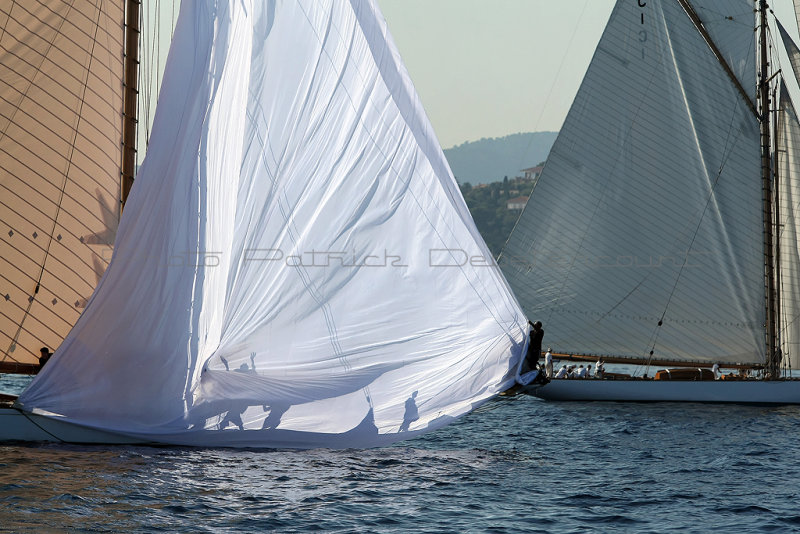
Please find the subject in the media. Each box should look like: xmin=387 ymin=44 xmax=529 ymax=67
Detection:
xmin=2 ymin=373 xmax=800 ymax=533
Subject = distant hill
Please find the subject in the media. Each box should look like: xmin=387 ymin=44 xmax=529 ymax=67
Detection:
xmin=443 ymin=131 xmax=558 ymax=185
xmin=459 ymin=176 xmax=536 ymax=258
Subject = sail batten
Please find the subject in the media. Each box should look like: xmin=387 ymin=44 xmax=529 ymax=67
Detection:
xmin=500 ymin=0 xmax=764 ymax=365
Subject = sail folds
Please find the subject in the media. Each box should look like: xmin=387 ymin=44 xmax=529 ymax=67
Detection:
xmin=777 ymin=20 xmax=800 ymax=370
xmin=19 ymin=0 xmax=525 ymax=448
xmin=777 ymin=87 xmax=800 ymax=370
xmin=499 ymin=0 xmax=764 ymax=365
xmin=0 ymin=1 xmax=123 ymax=366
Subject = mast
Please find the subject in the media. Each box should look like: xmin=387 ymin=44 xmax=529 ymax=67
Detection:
xmin=760 ymin=0 xmax=779 ymax=378
xmin=121 ymin=0 xmax=142 ymax=212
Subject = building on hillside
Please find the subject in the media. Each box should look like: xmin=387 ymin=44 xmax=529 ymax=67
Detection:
xmin=520 ymin=166 xmax=543 ymax=182
xmin=507 ymin=196 xmax=528 ymax=211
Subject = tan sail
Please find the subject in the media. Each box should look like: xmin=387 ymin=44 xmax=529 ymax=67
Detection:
xmin=0 ymin=1 xmax=125 ymax=369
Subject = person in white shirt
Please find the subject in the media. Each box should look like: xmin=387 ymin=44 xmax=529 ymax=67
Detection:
xmin=712 ymin=363 xmax=721 ymax=380
xmin=555 ymin=365 xmax=568 ymax=378
xmin=544 ymin=348 xmax=553 ymax=378
xmin=595 ymin=360 xmax=604 ymax=378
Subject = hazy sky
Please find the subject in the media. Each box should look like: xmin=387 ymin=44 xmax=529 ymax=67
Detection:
xmin=377 ymin=0 xmax=616 ymax=148
xmin=139 ymin=1 xmax=616 ymax=154
xmin=140 ymin=1 xmax=800 ymax=155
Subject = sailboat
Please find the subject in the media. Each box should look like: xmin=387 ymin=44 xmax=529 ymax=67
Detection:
xmin=0 ymin=1 xmax=139 ymax=375
xmin=0 ymin=0 xmax=528 ymax=448
xmin=500 ymin=0 xmax=800 ymax=403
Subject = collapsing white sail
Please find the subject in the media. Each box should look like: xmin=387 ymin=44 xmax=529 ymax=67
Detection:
xmin=18 ymin=0 xmax=526 ymax=448
xmin=0 ymin=2 xmax=124 ymax=367
xmin=499 ymin=0 xmax=765 ymax=365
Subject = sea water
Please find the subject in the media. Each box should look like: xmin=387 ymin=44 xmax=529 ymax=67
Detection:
xmin=2 ymin=374 xmax=799 ymax=533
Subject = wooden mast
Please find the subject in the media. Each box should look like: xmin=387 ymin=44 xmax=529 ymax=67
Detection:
xmin=759 ymin=0 xmax=779 ymax=378
xmin=121 ymin=0 xmax=141 ymax=211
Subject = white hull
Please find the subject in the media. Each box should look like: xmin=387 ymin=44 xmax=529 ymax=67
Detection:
xmin=528 ymin=378 xmax=800 ymax=404
xmin=0 ymin=408 xmax=147 ymax=445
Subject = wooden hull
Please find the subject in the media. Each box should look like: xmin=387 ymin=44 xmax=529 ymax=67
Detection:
xmin=0 ymin=407 xmax=148 ymax=444
xmin=528 ymin=378 xmax=800 ymax=404
xmin=0 ymin=362 xmax=40 ymax=375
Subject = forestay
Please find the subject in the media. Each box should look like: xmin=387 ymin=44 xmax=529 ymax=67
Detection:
xmin=18 ymin=0 xmax=526 ymax=448
xmin=499 ymin=0 xmax=764 ymax=365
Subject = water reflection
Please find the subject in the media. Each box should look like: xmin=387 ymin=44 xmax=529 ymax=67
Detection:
xmin=3 ymin=394 xmax=800 ymax=533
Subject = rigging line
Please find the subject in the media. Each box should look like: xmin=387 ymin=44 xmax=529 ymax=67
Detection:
xmin=19 ymin=410 xmax=65 ymax=443
xmin=677 ymin=0 xmax=758 ymax=118
xmin=319 ymin=2 xmax=521 ymax=330
xmin=138 ymin=1 xmax=149 ymax=148
xmin=771 ymin=69 xmax=800 ymax=247
xmin=646 ymin=107 xmax=748 ymax=361
xmin=774 ymin=171 xmax=800 ymax=343
xmin=517 ymin=0 xmax=591 ymax=172
xmin=143 ymin=0 xmax=159 ymax=149
xmin=0 ymin=1 xmax=19 ymax=149
xmin=774 ymin=94 xmax=793 ymax=344
xmin=535 ymin=8 xmax=666 ymax=328
xmin=247 ymin=99 xmax=351 ymax=367
xmin=2 ymin=1 xmax=101 ymax=361
xmin=0 ymin=292 xmax=69 ymax=342
xmin=343 ymin=2 xmax=524 ymax=326
xmin=0 ymin=1 xmax=56 ymax=155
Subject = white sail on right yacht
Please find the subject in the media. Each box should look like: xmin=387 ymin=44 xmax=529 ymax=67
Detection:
xmin=501 ymin=0 xmax=800 ymax=403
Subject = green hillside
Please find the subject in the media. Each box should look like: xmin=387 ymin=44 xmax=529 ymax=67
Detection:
xmin=444 ymin=132 xmax=556 ymax=185
xmin=459 ymin=174 xmax=538 ymax=258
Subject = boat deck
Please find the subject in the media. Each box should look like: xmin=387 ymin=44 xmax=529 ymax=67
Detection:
xmin=528 ymin=377 xmax=800 ymax=404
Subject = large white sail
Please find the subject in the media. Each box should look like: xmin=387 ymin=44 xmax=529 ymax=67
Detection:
xmin=499 ymin=0 xmax=764 ymax=365
xmin=776 ymin=19 xmax=800 ymax=371
xmin=795 ymin=0 xmax=800 ymax=34
xmin=777 ymin=86 xmax=800 ymax=370
xmin=0 ymin=1 xmax=124 ymax=367
xmin=18 ymin=0 xmax=526 ymax=448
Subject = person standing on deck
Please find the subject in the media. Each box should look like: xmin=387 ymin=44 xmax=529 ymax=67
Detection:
xmin=544 ymin=348 xmax=553 ymax=378
xmin=38 ymin=347 xmax=52 ymax=368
